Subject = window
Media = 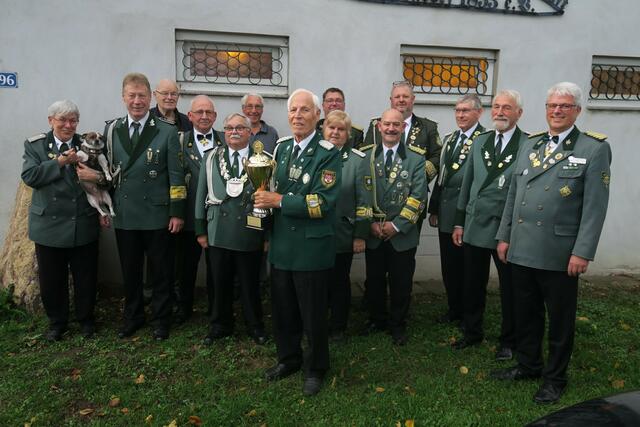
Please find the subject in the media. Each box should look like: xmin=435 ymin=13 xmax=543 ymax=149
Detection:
xmin=400 ymin=45 xmax=497 ymax=105
xmin=175 ymin=30 xmax=289 ymax=97
xmin=589 ymin=55 xmax=640 ymax=110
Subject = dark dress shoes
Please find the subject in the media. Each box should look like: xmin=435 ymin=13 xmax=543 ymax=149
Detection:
xmin=45 ymin=327 xmax=67 ymax=342
xmin=490 ymin=365 xmax=541 ymax=381
xmin=153 ymin=327 xmax=169 ymax=341
xmin=360 ymin=321 xmax=386 ymax=336
xmin=495 ymin=347 xmax=513 ymax=361
xmin=392 ymin=330 xmax=408 ymax=346
xmin=264 ymin=363 xmax=300 ymax=381
xmin=118 ymin=321 xmax=144 ymax=339
xmin=80 ymin=322 xmax=96 ymax=339
xmin=203 ymin=329 xmax=232 ymax=345
xmin=534 ymin=382 xmax=565 ymax=404
xmin=452 ymin=337 xmax=482 ymax=350
xmin=302 ymin=377 xmax=323 ymax=396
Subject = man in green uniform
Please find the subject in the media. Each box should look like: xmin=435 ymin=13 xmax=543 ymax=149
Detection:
xmin=254 ymin=89 xmax=341 ymax=396
xmin=427 ymin=94 xmax=485 ymax=325
xmin=360 ymin=108 xmax=428 ymax=346
xmin=450 ymin=90 xmax=526 ymax=362
xmin=104 ymin=72 xmax=186 ymax=341
xmin=492 ymin=82 xmax=611 ymax=404
xmin=316 ymin=87 xmax=364 ymax=148
xmin=195 ymin=113 xmax=267 ymax=346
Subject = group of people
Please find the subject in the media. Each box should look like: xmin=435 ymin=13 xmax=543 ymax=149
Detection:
xmin=22 ymin=72 xmax=611 ymax=401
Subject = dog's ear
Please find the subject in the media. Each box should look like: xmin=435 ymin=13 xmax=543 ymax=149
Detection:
xmin=81 ymin=132 xmax=88 ymax=139
xmin=96 ymin=132 xmax=103 ymax=139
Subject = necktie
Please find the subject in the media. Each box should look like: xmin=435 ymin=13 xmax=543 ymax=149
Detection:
xmin=495 ymin=133 xmax=503 ymax=159
xmin=544 ymin=135 xmax=559 ymax=159
xmin=59 ymin=142 xmax=70 ymax=154
xmin=385 ymin=149 xmax=394 ymax=178
xmin=451 ymin=133 xmax=467 ymax=163
xmin=231 ymin=151 xmax=240 ymax=178
xmin=290 ymin=144 xmax=301 ymax=169
xmin=131 ymin=122 xmax=141 ymax=148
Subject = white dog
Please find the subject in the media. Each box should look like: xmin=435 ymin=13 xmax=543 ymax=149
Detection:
xmin=76 ymin=132 xmax=115 ymax=217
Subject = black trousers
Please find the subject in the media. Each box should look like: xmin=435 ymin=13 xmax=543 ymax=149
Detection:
xmin=438 ymin=231 xmax=465 ymax=320
xmin=512 ymin=264 xmax=578 ymax=386
xmin=329 ymin=252 xmax=354 ymax=333
xmin=461 ymin=244 xmax=516 ymax=347
xmin=365 ymin=242 xmax=416 ymax=333
xmin=115 ymin=229 xmax=175 ymax=329
xmin=177 ymin=230 xmax=213 ymax=314
xmin=208 ymin=246 xmax=263 ymax=334
xmin=35 ymin=241 xmax=98 ymax=329
xmin=271 ymin=267 xmax=330 ymax=378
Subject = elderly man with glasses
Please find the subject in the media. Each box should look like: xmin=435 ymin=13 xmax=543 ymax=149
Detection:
xmin=151 ymin=79 xmax=191 ymax=132
xmin=241 ymin=93 xmax=279 ymax=154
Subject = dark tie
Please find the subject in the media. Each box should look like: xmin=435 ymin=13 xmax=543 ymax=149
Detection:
xmin=451 ymin=133 xmax=467 ymax=163
xmin=290 ymin=144 xmax=301 ymax=168
xmin=385 ymin=149 xmax=394 ymax=178
xmin=131 ymin=122 xmax=141 ymax=148
xmin=231 ymin=151 xmax=240 ymax=178
xmin=495 ymin=133 xmax=503 ymax=159
xmin=199 ymin=133 xmax=213 ymax=146
xmin=59 ymin=142 xmax=69 ymax=154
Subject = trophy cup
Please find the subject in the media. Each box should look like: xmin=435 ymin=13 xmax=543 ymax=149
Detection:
xmin=243 ymin=141 xmax=276 ymax=230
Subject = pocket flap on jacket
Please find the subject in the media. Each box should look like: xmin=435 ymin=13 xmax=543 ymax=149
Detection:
xmin=305 ymin=224 xmax=333 ymax=238
xmin=29 ymin=204 xmax=45 ymax=215
xmin=558 ymin=169 xmax=583 ymax=178
xmin=554 ymin=224 xmax=579 ymax=236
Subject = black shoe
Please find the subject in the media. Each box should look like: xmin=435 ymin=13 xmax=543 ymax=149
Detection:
xmin=118 ymin=321 xmax=144 ymax=339
xmin=490 ymin=365 xmax=541 ymax=381
xmin=495 ymin=347 xmax=513 ymax=361
xmin=264 ymin=363 xmax=300 ymax=381
xmin=153 ymin=327 xmax=169 ymax=341
xmin=452 ymin=337 xmax=482 ymax=350
xmin=360 ymin=321 xmax=386 ymax=336
xmin=203 ymin=329 xmax=232 ymax=345
xmin=534 ymin=382 xmax=565 ymax=404
xmin=80 ymin=322 xmax=96 ymax=339
xmin=250 ymin=330 xmax=268 ymax=346
xmin=437 ymin=312 xmax=461 ymax=325
xmin=302 ymin=377 xmax=323 ymax=396
xmin=45 ymin=327 xmax=67 ymax=342
xmin=392 ymin=330 xmax=408 ymax=346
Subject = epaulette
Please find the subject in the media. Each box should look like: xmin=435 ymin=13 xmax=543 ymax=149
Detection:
xmin=276 ymin=135 xmax=292 ymax=144
xmin=528 ymin=131 xmax=547 ymax=139
xmin=27 ymin=133 xmax=47 ymax=143
xmin=416 ymin=116 xmax=438 ymax=125
xmin=318 ymin=139 xmax=334 ymax=150
xmin=351 ymin=148 xmax=366 ymax=158
xmin=479 ymin=129 xmax=494 ymax=135
xmin=370 ymin=117 xmax=381 ymax=124
xmin=352 ymin=124 xmax=363 ymax=132
xmin=408 ymin=145 xmax=426 ymax=156
xmin=585 ymin=131 xmax=607 ymax=142
xmin=359 ymin=144 xmax=375 ymax=151
xmin=444 ymin=132 xmax=453 ymax=139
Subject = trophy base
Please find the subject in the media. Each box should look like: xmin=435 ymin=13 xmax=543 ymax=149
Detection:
xmin=246 ymin=215 xmax=270 ymax=231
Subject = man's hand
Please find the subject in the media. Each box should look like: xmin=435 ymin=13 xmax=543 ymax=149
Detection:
xmin=452 ymin=227 xmax=464 ymax=247
xmin=428 ymin=214 xmax=438 ymax=228
xmin=381 ymin=221 xmax=398 ymax=241
xmin=370 ymin=222 xmax=383 ymax=239
xmin=568 ymin=255 xmax=589 ymax=277
xmin=497 ymin=241 xmax=510 ymax=264
xmin=168 ymin=217 xmax=184 ymax=233
xmin=254 ymin=190 xmax=283 ymax=209
xmin=197 ymin=234 xmax=208 ymax=249
xmin=353 ymin=238 xmax=366 ymax=254
xmin=76 ymin=162 xmax=101 ymax=182
xmin=99 ymin=215 xmax=111 ymax=228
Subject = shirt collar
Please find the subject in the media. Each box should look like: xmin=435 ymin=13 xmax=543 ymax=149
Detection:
xmin=53 ymin=134 xmax=73 ymax=149
xmin=495 ymin=126 xmax=517 ymax=145
xmin=293 ymin=130 xmax=316 ymax=154
xmin=127 ymin=112 xmax=149 ymax=130
xmin=383 ymin=142 xmax=400 ymax=158
xmin=228 ymin=145 xmax=249 ymax=158
xmin=550 ymin=125 xmax=575 ymax=145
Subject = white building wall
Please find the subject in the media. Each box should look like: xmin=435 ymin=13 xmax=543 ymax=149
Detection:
xmin=1 ymin=0 xmax=638 ymax=285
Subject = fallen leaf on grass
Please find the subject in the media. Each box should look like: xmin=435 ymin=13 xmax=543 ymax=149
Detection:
xmin=404 ymin=386 xmax=416 ymax=396
xmin=375 ymin=387 xmax=385 ymax=393
xmin=78 ymin=408 xmax=94 ymax=416
xmin=612 ymin=379 xmax=625 ymax=389
xmin=135 ymin=374 xmax=145 ymax=384
xmin=145 ymin=414 xmax=153 ymax=424
xmin=50 ymin=384 xmax=61 ymax=391
xmin=165 ymin=420 xmax=178 ymax=427
xmin=405 ymin=420 xmax=415 ymax=427
xmin=109 ymin=397 xmax=121 ymax=407
xmin=576 ymin=316 xmax=589 ymax=322
xmin=448 ymin=336 xmax=457 ymax=344
xmin=475 ymin=371 xmax=486 ymax=381
xmin=620 ymin=321 xmax=631 ymax=331
xmin=188 ymin=415 xmax=203 ymax=426
xmin=246 ymin=409 xmax=257 ymax=417
xmin=331 ymin=376 xmax=337 ymax=388
xmin=459 ymin=366 xmax=469 ymax=375
xmin=121 ymin=408 xmax=129 ymax=415
xmin=590 ymin=367 xmax=597 ymax=373
xmin=299 ymin=399 xmax=305 ymax=405
xmin=71 ymin=368 xmax=81 ymax=381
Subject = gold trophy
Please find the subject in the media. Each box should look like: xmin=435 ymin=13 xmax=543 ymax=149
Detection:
xmin=243 ymin=141 xmax=276 ymax=230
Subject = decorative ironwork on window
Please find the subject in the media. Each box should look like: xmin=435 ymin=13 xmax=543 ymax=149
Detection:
xmin=590 ymin=63 xmax=640 ymax=101
xmin=402 ymin=54 xmax=492 ymax=96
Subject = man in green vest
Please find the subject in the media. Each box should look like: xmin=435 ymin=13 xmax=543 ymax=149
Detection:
xmin=316 ymin=87 xmax=364 ymax=148
xmin=254 ymin=89 xmax=341 ymax=396
xmin=104 ymin=72 xmax=186 ymax=341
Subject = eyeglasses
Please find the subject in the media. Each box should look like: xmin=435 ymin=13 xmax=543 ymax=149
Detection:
xmin=243 ymin=104 xmax=263 ymax=111
xmin=191 ymin=110 xmax=215 ymax=116
xmin=223 ymin=126 xmax=248 ymax=132
xmin=53 ymin=117 xmax=79 ymax=125
xmin=545 ymin=103 xmax=577 ymax=111
xmin=155 ymin=90 xmax=179 ymax=98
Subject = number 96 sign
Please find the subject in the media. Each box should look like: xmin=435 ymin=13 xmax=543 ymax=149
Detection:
xmin=0 ymin=73 xmax=18 ymax=88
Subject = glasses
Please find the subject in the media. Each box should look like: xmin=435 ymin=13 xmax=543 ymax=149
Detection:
xmin=191 ymin=110 xmax=215 ymax=116
xmin=243 ymin=104 xmax=263 ymax=111
xmin=155 ymin=90 xmax=179 ymax=98
xmin=53 ymin=117 xmax=79 ymax=125
xmin=545 ymin=103 xmax=577 ymax=111
xmin=223 ymin=126 xmax=248 ymax=132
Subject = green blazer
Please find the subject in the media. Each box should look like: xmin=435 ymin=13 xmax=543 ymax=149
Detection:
xmin=363 ymin=113 xmax=441 ymax=182
xmin=268 ymin=132 xmax=342 ymax=271
xmin=427 ymin=124 xmax=485 ymax=233
xmin=21 ymin=132 xmax=99 ymax=248
xmin=496 ymin=127 xmax=612 ymax=271
xmin=362 ymin=142 xmax=428 ymax=252
xmin=104 ymin=114 xmax=186 ymax=230
xmin=335 ymin=147 xmax=370 ymax=253
xmin=194 ymin=145 xmax=264 ymax=252
xmin=181 ymin=129 xmax=223 ymax=231
xmin=317 ymin=118 xmax=364 ymax=149
xmin=454 ymin=127 xmax=526 ymax=249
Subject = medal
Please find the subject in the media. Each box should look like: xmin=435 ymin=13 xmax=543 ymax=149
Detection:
xmin=498 ymin=162 xmax=504 ymax=168
xmin=523 ymin=169 xmax=529 ymax=175
xmin=555 ymin=153 xmax=563 ymax=160
xmin=390 ymin=171 xmax=397 ymax=179
xmin=302 ymin=173 xmax=310 ymax=184
xmin=148 ymin=170 xmax=158 ymax=179
xmin=400 ymin=170 xmax=409 ymax=179
xmin=452 ymin=163 xmax=460 ymax=170
xmin=498 ymin=174 xmax=506 ymax=189
xmin=226 ymin=177 xmax=244 ymax=197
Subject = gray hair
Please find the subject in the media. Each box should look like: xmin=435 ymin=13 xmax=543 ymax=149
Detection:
xmin=493 ymin=90 xmax=523 ymax=109
xmin=390 ymin=80 xmax=414 ymax=96
xmin=287 ymin=88 xmax=321 ymax=112
xmin=190 ymin=94 xmax=215 ymax=111
xmin=223 ymin=113 xmax=251 ymax=128
xmin=241 ymin=92 xmax=264 ymax=106
xmin=547 ymin=82 xmax=582 ymax=108
xmin=456 ymin=94 xmax=482 ymax=110
xmin=48 ymin=100 xmax=80 ymax=118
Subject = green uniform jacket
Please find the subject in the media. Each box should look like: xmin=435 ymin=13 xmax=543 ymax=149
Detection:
xmin=427 ymin=124 xmax=485 ymax=233
xmin=335 ymin=147 xmax=371 ymax=253
xmin=496 ymin=127 xmax=612 ymax=271
xmin=268 ymin=132 xmax=342 ymax=271
xmin=181 ymin=129 xmax=223 ymax=232
xmin=21 ymin=132 xmax=99 ymax=248
xmin=316 ymin=118 xmax=364 ymax=149
xmin=454 ymin=127 xmax=526 ymax=249
xmin=362 ymin=142 xmax=428 ymax=252
xmin=363 ymin=113 xmax=441 ymax=182
xmin=194 ymin=145 xmax=264 ymax=252
xmin=104 ymin=114 xmax=186 ymax=230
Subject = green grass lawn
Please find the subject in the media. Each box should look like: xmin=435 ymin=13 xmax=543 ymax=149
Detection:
xmin=1 ymin=277 xmax=639 ymax=426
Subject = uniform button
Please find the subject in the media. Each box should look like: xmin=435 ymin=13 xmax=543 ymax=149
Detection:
xmin=517 ymin=218 xmax=523 ymax=223
xmin=123 ymin=178 xmax=127 ymax=182
xmin=71 ymin=198 xmax=76 ymax=202
xmin=52 ymin=216 xmax=57 ymax=219
xmin=544 ymin=186 xmax=550 ymax=191
xmin=521 ymin=201 xmax=526 ymax=206
xmin=71 ymin=216 xmax=75 ymax=220
xmin=143 ymin=196 xmax=147 ymax=200
xmin=526 ymin=184 xmax=531 ymax=189
xmin=53 ymin=197 xmax=57 ymax=201
xmin=143 ymin=179 xmax=147 ymax=183
xmin=536 ymin=221 xmax=542 ymax=226
xmin=537 ymin=205 xmax=543 ymax=210
xmin=237 ymin=216 xmax=241 ymax=220
xmin=290 ymin=226 xmax=296 ymax=231
xmin=124 ymin=195 xmax=128 ymax=199
xmin=222 ymin=212 xmax=227 ymax=216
